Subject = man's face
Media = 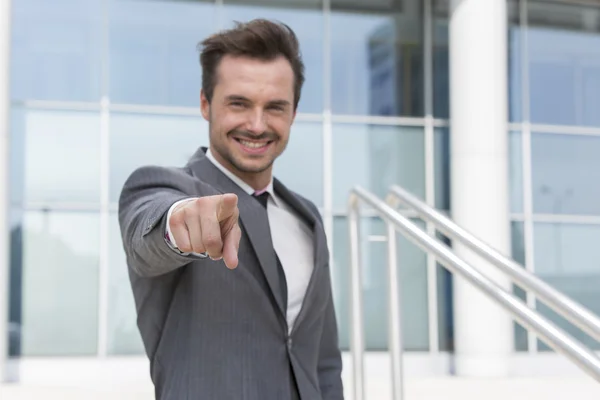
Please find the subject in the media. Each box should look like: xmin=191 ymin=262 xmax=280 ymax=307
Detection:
xmin=201 ymin=55 xmax=296 ymax=184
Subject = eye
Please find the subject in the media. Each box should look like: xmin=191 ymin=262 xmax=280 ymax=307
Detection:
xmin=268 ymin=105 xmax=285 ymax=112
xmin=230 ymin=101 xmax=245 ymax=108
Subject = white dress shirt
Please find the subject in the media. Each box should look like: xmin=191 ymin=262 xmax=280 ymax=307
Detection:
xmin=165 ymin=149 xmax=314 ymax=332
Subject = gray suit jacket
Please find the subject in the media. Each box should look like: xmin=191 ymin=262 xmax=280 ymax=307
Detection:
xmin=118 ymin=147 xmax=344 ymax=400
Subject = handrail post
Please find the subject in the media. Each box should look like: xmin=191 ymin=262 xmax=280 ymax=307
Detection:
xmin=348 ymin=194 xmax=365 ymax=400
xmin=386 ymin=223 xmax=404 ymax=400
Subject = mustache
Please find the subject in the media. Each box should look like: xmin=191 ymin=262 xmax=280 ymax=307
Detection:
xmin=229 ymin=130 xmax=278 ymax=141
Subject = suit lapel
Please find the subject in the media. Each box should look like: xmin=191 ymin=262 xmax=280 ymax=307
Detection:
xmin=187 ymin=149 xmax=286 ymax=318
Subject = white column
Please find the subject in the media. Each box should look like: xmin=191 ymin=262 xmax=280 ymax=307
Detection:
xmin=449 ymin=0 xmax=513 ymax=376
xmin=0 ymin=0 xmax=11 ymax=383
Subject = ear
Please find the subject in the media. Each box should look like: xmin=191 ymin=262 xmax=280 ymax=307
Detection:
xmin=200 ymin=90 xmax=210 ymax=121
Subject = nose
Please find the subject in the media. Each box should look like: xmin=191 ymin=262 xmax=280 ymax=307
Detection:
xmin=245 ymin=109 xmax=268 ymax=135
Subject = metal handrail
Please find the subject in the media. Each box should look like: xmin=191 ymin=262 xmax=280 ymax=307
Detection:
xmin=387 ymin=184 xmax=600 ymax=344
xmin=348 ymin=186 xmax=600 ymax=400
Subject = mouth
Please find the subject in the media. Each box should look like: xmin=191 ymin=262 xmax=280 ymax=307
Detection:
xmin=233 ymin=137 xmax=274 ymax=155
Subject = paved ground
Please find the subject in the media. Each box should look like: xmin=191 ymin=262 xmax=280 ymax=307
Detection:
xmin=2 ymin=377 xmax=600 ymax=400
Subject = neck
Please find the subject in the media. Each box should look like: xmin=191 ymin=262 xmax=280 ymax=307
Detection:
xmin=210 ymin=147 xmax=272 ymax=191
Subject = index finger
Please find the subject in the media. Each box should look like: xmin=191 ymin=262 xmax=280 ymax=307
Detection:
xmin=217 ymin=193 xmax=238 ymax=222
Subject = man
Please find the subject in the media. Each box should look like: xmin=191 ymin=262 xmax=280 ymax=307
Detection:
xmin=118 ymin=19 xmax=344 ymax=400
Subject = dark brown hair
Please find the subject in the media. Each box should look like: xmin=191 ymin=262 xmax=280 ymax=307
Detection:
xmin=198 ymin=19 xmax=305 ymax=110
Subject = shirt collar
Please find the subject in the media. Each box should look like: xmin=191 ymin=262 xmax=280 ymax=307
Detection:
xmin=206 ymin=148 xmax=277 ymax=204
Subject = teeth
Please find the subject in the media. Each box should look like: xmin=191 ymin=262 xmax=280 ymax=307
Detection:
xmin=239 ymin=140 xmax=268 ymax=149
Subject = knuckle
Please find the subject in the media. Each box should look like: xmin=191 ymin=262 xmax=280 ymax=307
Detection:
xmin=203 ymin=234 xmax=222 ymax=249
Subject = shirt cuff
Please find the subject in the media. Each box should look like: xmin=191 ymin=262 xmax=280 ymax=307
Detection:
xmin=165 ymin=198 xmax=208 ymax=258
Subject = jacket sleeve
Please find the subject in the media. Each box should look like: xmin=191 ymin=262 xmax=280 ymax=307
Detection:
xmin=118 ymin=165 xmax=209 ymax=278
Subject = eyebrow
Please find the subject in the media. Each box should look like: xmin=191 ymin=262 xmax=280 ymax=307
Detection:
xmin=225 ymin=95 xmax=291 ymax=107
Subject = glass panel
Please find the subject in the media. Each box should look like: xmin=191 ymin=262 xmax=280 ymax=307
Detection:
xmin=531 ymin=133 xmax=600 ymax=216
xmin=11 ymin=0 xmax=103 ymax=102
xmin=510 ymin=221 xmax=528 ymax=352
xmin=8 ymin=209 xmax=24 ymax=356
xmin=508 ymin=1 xmax=523 ymax=123
xmin=109 ymin=0 xmax=217 ymax=107
xmin=332 ymin=124 xmax=425 ymax=211
xmin=274 ymin=122 xmax=323 ymax=207
xmin=436 ymin=232 xmax=453 ymax=351
xmin=15 ymin=210 xmax=100 ymax=356
xmin=108 ymin=213 xmax=144 ymax=355
xmin=510 ymin=131 xmax=524 ymax=214
xmin=109 ymin=113 xmax=209 ymax=203
xmin=432 ymin=0 xmax=449 ymax=119
xmin=332 ymin=216 xmax=429 ymax=351
xmin=331 ymin=0 xmax=424 ymax=117
xmin=222 ymin=1 xmax=324 ymax=114
xmin=11 ymin=107 xmax=101 ymax=205
xmin=528 ymin=1 xmax=600 ymax=127
xmin=534 ymin=222 xmax=600 ymax=351
xmin=434 ymin=127 xmax=450 ymax=210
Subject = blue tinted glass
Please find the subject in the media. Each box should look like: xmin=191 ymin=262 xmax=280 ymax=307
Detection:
xmin=332 ymin=124 xmax=425 ymax=211
xmin=531 ymin=133 xmax=600 ymax=216
xmin=110 ymin=112 xmax=209 ymax=203
xmin=510 ymin=221 xmax=528 ymax=352
xmin=14 ymin=210 xmax=100 ymax=356
xmin=528 ymin=3 xmax=600 ymax=127
xmin=332 ymin=217 xmax=429 ymax=351
xmin=510 ymin=131 xmax=523 ymax=214
xmin=10 ymin=107 xmax=102 ymax=205
xmin=109 ymin=0 xmax=217 ymax=107
xmin=331 ymin=5 xmax=424 ymax=117
xmin=434 ymin=127 xmax=450 ymax=210
xmin=509 ymin=25 xmax=523 ymax=123
xmin=534 ymin=222 xmax=600 ymax=351
xmin=222 ymin=3 xmax=323 ymax=114
xmin=274 ymin=122 xmax=324 ymax=207
xmin=433 ymin=5 xmax=449 ymax=119
xmin=11 ymin=0 xmax=103 ymax=101
xmin=108 ymin=213 xmax=144 ymax=355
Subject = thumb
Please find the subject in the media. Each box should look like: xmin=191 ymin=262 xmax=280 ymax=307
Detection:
xmin=217 ymin=193 xmax=238 ymax=221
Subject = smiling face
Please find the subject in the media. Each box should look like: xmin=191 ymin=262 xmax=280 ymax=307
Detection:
xmin=201 ymin=54 xmax=296 ymax=190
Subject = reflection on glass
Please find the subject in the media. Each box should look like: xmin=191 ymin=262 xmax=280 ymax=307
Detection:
xmin=510 ymin=131 xmax=523 ymax=213
xmin=510 ymin=221 xmax=528 ymax=352
xmin=331 ymin=0 xmax=424 ymax=116
xmin=433 ymin=1 xmax=449 ymax=119
xmin=108 ymin=214 xmax=144 ymax=355
xmin=17 ymin=211 xmax=100 ymax=356
xmin=528 ymin=2 xmax=600 ymax=126
xmin=534 ymin=222 xmax=600 ymax=351
xmin=11 ymin=107 xmax=101 ymax=205
xmin=11 ymin=0 xmax=102 ymax=101
xmin=109 ymin=113 xmax=209 ymax=202
xmin=332 ymin=216 xmax=429 ymax=351
xmin=222 ymin=1 xmax=323 ymax=114
xmin=274 ymin=122 xmax=324 ymax=207
xmin=508 ymin=22 xmax=523 ymax=123
xmin=434 ymin=128 xmax=450 ymax=210
xmin=532 ymin=133 xmax=600 ymax=215
xmin=332 ymin=124 xmax=425 ymax=210
xmin=436 ymin=232 xmax=453 ymax=351
xmin=109 ymin=0 xmax=217 ymax=107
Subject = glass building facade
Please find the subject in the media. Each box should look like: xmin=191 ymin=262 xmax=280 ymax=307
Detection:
xmin=5 ymin=0 xmax=600 ymax=362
